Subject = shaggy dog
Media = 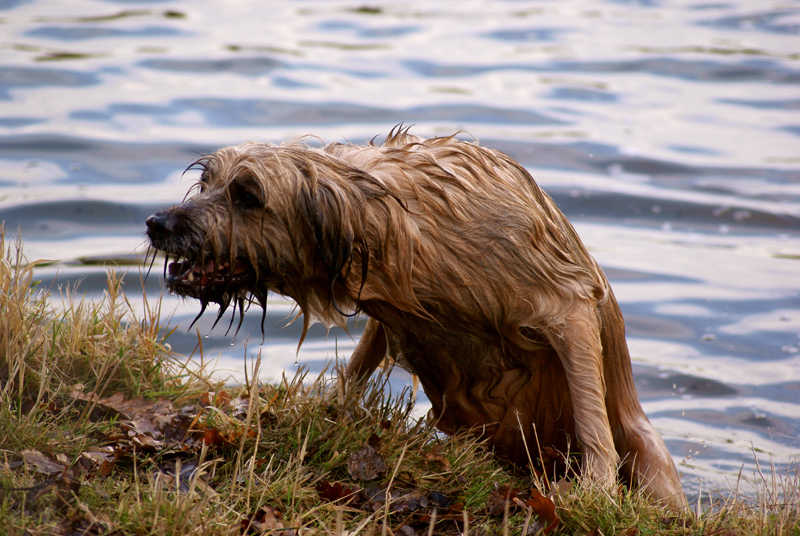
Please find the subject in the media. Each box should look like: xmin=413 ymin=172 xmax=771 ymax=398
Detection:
xmin=146 ymin=129 xmax=686 ymax=508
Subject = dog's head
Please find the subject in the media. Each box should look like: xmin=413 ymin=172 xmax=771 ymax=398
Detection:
xmin=146 ymin=141 xmax=386 ymax=331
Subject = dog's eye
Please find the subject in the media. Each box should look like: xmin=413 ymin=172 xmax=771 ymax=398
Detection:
xmin=238 ymin=190 xmax=263 ymax=209
xmin=229 ymin=176 xmax=264 ymax=209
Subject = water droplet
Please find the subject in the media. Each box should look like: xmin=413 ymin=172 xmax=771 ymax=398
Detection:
xmin=204 ymin=335 xmax=209 ymax=339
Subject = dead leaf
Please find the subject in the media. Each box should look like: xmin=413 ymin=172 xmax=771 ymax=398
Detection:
xmin=99 ymin=459 xmax=115 ymax=477
xmin=71 ymin=390 xmax=174 ymax=422
xmin=53 ymin=467 xmax=81 ymax=510
xmin=230 ymin=396 xmax=250 ymax=419
xmin=241 ymin=505 xmax=284 ymax=533
xmin=27 ymin=467 xmax=81 ymax=512
xmin=200 ymin=390 xmax=232 ymax=408
xmin=123 ymin=417 xmax=161 ymax=437
xmin=367 ymin=433 xmax=382 ymax=449
xmin=548 ymin=477 xmax=574 ymax=505
xmin=347 ymin=443 xmax=386 ymax=481
xmin=22 ymin=449 xmax=66 ymax=475
xmin=41 ymin=399 xmax=61 ymax=413
xmin=59 ymin=503 xmax=114 ymax=536
xmin=131 ymin=433 xmax=164 ymax=450
xmin=620 ymin=527 xmax=639 ymax=536
xmin=423 ymin=444 xmax=451 ymax=471
xmin=486 ymin=485 xmax=521 ymax=516
xmin=395 ymin=525 xmax=414 ymax=536
xmin=519 ymin=488 xmax=560 ymax=535
xmin=80 ymin=448 xmax=115 ymax=471
xmin=199 ymin=426 xmax=225 ymax=446
xmin=427 ymin=490 xmax=451 ymax=508
xmin=316 ymin=480 xmax=359 ymax=504
xmin=155 ymin=460 xmax=204 ymax=493
xmin=390 ymin=488 xmax=428 ymax=513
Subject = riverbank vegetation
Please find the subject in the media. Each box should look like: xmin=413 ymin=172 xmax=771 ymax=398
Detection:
xmin=1 ymin=231 xmax=797 ymax=535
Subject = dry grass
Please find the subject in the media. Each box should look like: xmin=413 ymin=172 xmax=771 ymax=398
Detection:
xmin=0 ymin=229 xmax=798 ymax=535
xmin=0 ymin=231 xmax=185 ymax=403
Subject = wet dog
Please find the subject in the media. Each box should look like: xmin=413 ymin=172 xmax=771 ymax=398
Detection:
xmin=146 ymin=129 xmax=687 ymax=508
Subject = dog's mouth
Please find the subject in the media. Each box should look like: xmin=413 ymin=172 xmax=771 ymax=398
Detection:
xmin=165 ymin=257 xmax=253 ymax=298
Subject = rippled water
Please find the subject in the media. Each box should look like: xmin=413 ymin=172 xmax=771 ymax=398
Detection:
xmin=1 ymin=0 xmax=799 ymax=500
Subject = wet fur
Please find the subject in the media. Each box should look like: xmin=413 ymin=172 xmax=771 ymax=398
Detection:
xmin=147 ymin=129 xmax=687 ymax=508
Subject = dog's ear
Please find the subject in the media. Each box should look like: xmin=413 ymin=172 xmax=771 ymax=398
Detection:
xmin=299 ymin=176 xmax=359 ymax=295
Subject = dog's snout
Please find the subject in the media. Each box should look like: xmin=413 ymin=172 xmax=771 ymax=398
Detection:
xmin=146 ymin=212 xmax=174 ymax=241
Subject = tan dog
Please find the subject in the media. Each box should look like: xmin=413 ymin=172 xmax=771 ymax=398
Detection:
xmin=146 ymin=129 xmax=686 ymax=508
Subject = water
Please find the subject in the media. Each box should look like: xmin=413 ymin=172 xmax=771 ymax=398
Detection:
xmin=1 ymin=0 xmax=798 ymax=501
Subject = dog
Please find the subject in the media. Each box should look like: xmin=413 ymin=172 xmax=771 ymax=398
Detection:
xmin=146 ymin=128 xmax=687 ymax=508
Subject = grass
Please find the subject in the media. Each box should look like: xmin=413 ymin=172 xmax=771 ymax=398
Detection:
xmin=1 ymin=229 xmax=798 ymax=535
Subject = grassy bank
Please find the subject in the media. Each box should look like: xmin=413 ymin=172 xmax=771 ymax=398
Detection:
xmin=1 ymin=232 xmax=798 ymax=535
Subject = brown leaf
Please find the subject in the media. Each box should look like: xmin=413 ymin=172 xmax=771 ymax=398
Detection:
xmin=80 ymin=448 xmax=115 ymax=473
xmin=200 ymin=390 xmax=232 ymax=408
xmin=547 ymin=477 xmax=574 ymax=507
xmin=240 ymin=505 xmax=283 ymax=534
xmin=521 ymin=488 xmax=560 ymax=535
xmin=71 ymin=390 xmax=174 ymax=422
xmin=99 ymin=459 xmax=115 ymax=477
xmin=221 ymin=427 xmax=256 ymax=444
xmin=53 ymin=468 xmax=81 ymax=510
xmin=41 ymin=399 xmax=61 ymax=413
xmin=133 ymin=435 xmax=163 ymax=450
xmin=123 ymin=417 xmax=161 ymax=437
xmin=316 ymin=480 xmax=359 ymax=504
xmin=390 ymin=488 xmax=427 ymax=513
xmin=620 ymin=527 xmax=639 ymax=536
xmin=230 ymin=396 xmax=250 ymax=419
xmin=423 ymin=444 xmax=451 ymax=471
xmin=541 ymin=446 xmax=565 ymax=463
xmin=347 ymin=443 xmax=386 ymax=481
xmin=200 ymin=427 xmax=225 ymax=446
xmin=486 ymin=485 xmax=521 ymax=516
xmin=59 ymin=503 xmax=114 ymax=536
xmin=155 ymin=460 xmax=204 ymax=493
xmin=367 ymin=432 xmax=381 ymax=448
xmin=22 ymin=449 xmax=66 ymax=475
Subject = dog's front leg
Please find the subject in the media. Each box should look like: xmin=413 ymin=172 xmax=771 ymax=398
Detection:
xmin=551 ymin=305 xmax=619 ymax=487
xmin=345 ymin=317 xmax=388 ymax=386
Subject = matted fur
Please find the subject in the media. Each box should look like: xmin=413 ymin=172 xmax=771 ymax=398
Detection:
xmin=146 ymin=128 xmax=687 ymax=508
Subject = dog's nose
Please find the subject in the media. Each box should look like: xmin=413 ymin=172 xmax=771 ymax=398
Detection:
xmin=146 ymin=212 xmax=174 ymax=241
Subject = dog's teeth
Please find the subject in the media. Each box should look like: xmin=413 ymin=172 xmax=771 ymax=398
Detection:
xmin=186 ymin=272 xmax=194 ymax=282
